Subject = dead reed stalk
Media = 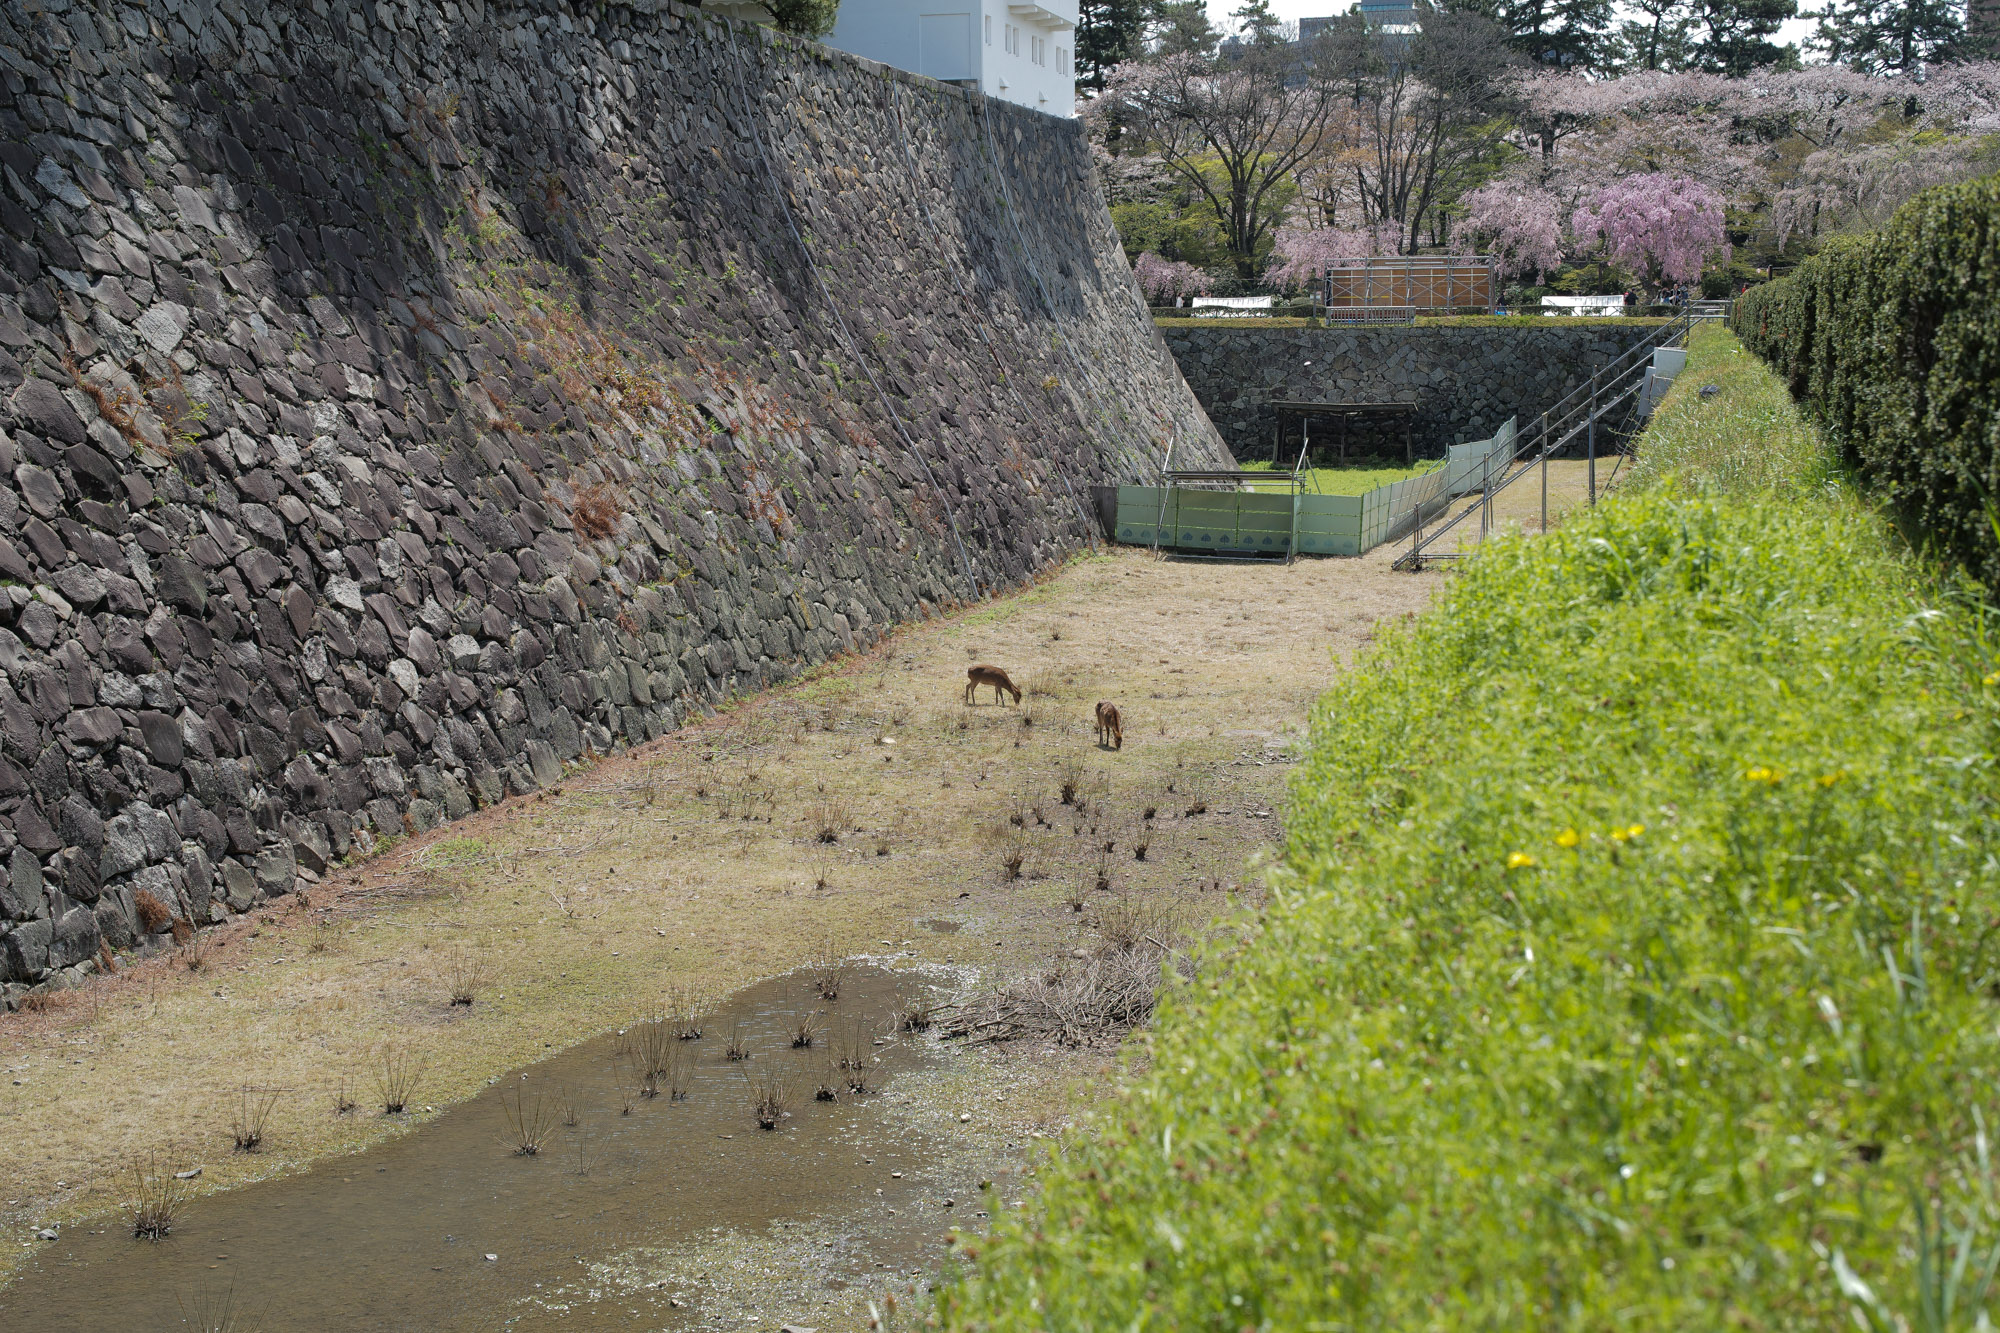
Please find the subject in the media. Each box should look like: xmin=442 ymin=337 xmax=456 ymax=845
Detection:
xmin=500 ymin=1084 xmax=562 ymax=1155
xmin=443 ymin=945 xmax=485 ymax=1006
xmin=745 ymin=1066 xmax=793 ymax=1130
xmin=375 ymin=1050 xmax=424 ymax=1115
xmin=229 ymin=1086 xmax=280 ymax=1152
xmin=811 ymin=942 xmax=848 ymax=1001
xmin=128 ymin=1155 xmax=194 ymax=1239
xmin=632 ymin=1014 xmax=674 ymax=1098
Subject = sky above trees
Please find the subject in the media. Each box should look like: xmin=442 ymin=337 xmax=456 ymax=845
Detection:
xmin=1195 ymin=0 xmax=1816 ymax=50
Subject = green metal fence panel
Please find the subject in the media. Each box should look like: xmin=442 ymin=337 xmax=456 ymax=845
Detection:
xmin=1113 ymin=423 xmax=1513 ymax=558
xmin=1115 ymin=485 xmax=1170 ymax=545
xmin=1171 ymin=491 xmax=1293 ymax=553
xmin=1296 ymin=494 xmax=1362 ymax=555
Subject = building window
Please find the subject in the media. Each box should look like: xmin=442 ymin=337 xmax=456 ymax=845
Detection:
xmin=1004 ymin=23 xmax=1017 ymax=55
xmin=1031 ymin=34 xmax=1044 ymax=64
xmin=1058 ymin=45 xmax=1068 ymax=73
xmin=984 ymin=14 xmax=991 ymax=43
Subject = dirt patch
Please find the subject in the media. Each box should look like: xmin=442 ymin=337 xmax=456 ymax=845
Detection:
xmin=0 ymin=542 xmax=1441 ymax=1284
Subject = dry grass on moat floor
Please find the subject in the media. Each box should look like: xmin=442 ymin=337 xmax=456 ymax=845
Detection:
xmin=0 ymin=479 xmax=1602 ymax=1267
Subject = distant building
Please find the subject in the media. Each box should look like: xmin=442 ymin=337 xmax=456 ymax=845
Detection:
xmin=1297 ymin=2 xmax=1419 ymax=42
xmin=822 ymin=0 xmax=1077 ymax=118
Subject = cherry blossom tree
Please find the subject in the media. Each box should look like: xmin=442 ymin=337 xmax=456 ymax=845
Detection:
xmin=1457 ymin=183 xmax=1565 ymax=277
xmin=1262 ymin=224 xmax=1403 ymax=291
xmin=1132 ymin=251 xmax=1215 ymax=302
xmin=1578 ymin=174 xmax=1728 ymax=288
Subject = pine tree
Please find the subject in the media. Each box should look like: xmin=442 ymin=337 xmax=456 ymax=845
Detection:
xmin=1692 ymin=0 xmax=1798 ymax=73
xmin=1076 ymin=0 xmax=1150 ymax=88
xmin=1231 ymin=0 xmax=1287 ymax=46
xmin=1611 ymin=0 xmax=1700 ymax=69
xmin=1149 ymin=0 xmax=1221 ymax=58
xmin=1811 ymin=0 xmax=1962 ymax=72
xmin=1479 ymin=0 xmax=1618 ymax=71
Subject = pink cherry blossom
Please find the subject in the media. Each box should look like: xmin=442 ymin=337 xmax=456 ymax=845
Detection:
xmin=1131 ymin=251 xmax=1214 ymax=302
xmin=1263 ymin=225 xmax=1403 ymax=292
xmin=1456 ymin=184 xmax=1563 ymax=278
xmin=1577 ymin=174 xmax=1729 ymax=286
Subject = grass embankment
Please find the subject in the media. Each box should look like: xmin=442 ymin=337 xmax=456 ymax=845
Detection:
xmin=943 ymin=326 xmax=2000 ymax=1328
xmin=1239 ymin=459 xmax=1434 ymax=495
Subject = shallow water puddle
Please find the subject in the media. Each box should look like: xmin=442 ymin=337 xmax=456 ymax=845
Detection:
xmin=3 ymin=965 xmax=982 ymax=1330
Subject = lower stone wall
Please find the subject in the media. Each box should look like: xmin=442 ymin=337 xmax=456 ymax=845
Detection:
xmin=0 ymin=0 xmax=1226 ymax=998
xmin=1161 ymin=324 xmax=1662 ymax=462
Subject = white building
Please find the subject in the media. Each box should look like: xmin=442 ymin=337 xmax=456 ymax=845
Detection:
xmin=822 ymin=0 xmax=1077 ymax=118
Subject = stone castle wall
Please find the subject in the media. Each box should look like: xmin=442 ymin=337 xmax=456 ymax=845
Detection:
xmin=0 ymin=0 xmax=1226 ymax=994
xmin=1161 ymin=323 xmax=1660 ymax=461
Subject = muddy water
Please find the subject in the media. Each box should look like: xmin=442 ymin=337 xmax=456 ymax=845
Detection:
xmin=2 ymin=965 xmax=989 ymax=1330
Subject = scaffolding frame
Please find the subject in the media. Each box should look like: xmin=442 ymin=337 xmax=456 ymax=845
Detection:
xmin=1318 ymin=256 xmax=1497 ymax=322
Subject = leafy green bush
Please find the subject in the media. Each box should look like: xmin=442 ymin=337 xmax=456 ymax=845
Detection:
xmin=1733 ymin=173 xmax=2000 ymax=585
xmin=767 ymin=0 xmax=840 ymax=38
xmin=942 ymin=330 xmax=2000 ymax=1330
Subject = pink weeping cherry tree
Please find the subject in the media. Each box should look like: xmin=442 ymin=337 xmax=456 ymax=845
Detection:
xmin=1578 ymin=174 xmax=1730 ymax=291
xmin=1263 ymin=224 xmax=1405 ymax=293
xmin=1132 ymin=251 xmax=1214 ymax=304
xmin=1456 ymin=183 xmax=1564 ymax=280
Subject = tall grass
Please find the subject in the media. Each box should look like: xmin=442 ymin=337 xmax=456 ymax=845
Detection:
xmin=942 ymin=329 xmax=2000 ymax=1329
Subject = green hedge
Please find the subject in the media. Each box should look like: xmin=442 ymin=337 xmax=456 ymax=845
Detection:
xmin=942 ymin=329 xmax=2000 ymax=1329
xmin=1733 ymin=173 xmax=2000 ymax=584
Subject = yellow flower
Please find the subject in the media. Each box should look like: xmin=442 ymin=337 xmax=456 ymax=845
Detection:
xmin=1555 ymin=828 xmax=1581 ymax=849
xmin=1506 ymin=851 xmax=1537 ymax=870
xmin=1610 ymin=826 xmax=1629 ymax=842
xmin=1744 ymin=766 xmax=1783 ymax=786
xmin=1816 ymin=770 xmax=1846 ymax=788
xmin=1985 ymin=671 xmax=2000 ymax=687
xmin=1625 ymin=823 xmax=1645 ymax=839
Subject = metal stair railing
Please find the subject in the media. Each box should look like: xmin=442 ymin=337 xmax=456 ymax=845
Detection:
xmin=1394 ymin=312 xmax=1693 ymax=571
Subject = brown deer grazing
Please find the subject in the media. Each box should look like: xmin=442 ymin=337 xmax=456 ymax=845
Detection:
xmin=965 ymin=664 xmax=1022 ymax=706
xmin=1095 ymin=701 xmax=1123 ymax=750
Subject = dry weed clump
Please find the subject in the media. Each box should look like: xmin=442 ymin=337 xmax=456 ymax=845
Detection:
xmin=941 ymin=899 xmax=1192 ymax=1048
xmin=306 ymin=915 xmax=341 ymax=955
xmin=811 ymin=942 xmax=848 ymax=1001
xmin=128 ymin=1155 xmax=195 ymax=1240
xmin=229 ymin=1086 xmax=281 ymax=1152
xmin=375 ymin=1050 xmax=424 ymax=1115
xmin=443 ymin=945 xmax=486 ymax=1006
xmin=632 ymin=1014 xmax=674 ymax=1098
xmin=745 ymin=1066 xmax=793 ymax=1131
xmin=807 ymin=796 xmax=850 ymax=844
xmin=500 ymin=1084 xmax=561 ymax=1155
xmin=790 ymin=999 xmax=823 ymax=1050
xmin=724 ymin=1019 xmax=751 ymax=1062
xmin=133 ymin=888 xmax=173 ymax=935
xmin=833 ymin=1020 xmax=874 ymax=1094
xmin=571 ymin=482 xmax=624 ymax=540
xmin=665 ymin=983 xmax=707 ymax=1040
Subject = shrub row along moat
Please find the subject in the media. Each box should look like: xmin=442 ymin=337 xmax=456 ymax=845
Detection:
xmin=941 ymin=326 xmax=2000 ymax=1327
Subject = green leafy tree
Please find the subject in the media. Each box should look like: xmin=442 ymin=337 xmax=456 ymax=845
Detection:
xmin=1692 ymin=0 xmax=1797 ymax=72
xmin=1149 ymin=0 xmax=1221 ymax=57
xmin=767 ymin=0 xmax=840 ymax=38
xmin=1810 ymin=0 xmax=1962 ymax=72
xmin=1611 ymin=0 xmax=1700 ymax=69
xmin=1077 ymin=0 xmax=1151 ymax=90
xmin=1458 ymin=0 xmax=1617 ymax=70
xmin=1231 ymin=0 xmax=1288 ymax=46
